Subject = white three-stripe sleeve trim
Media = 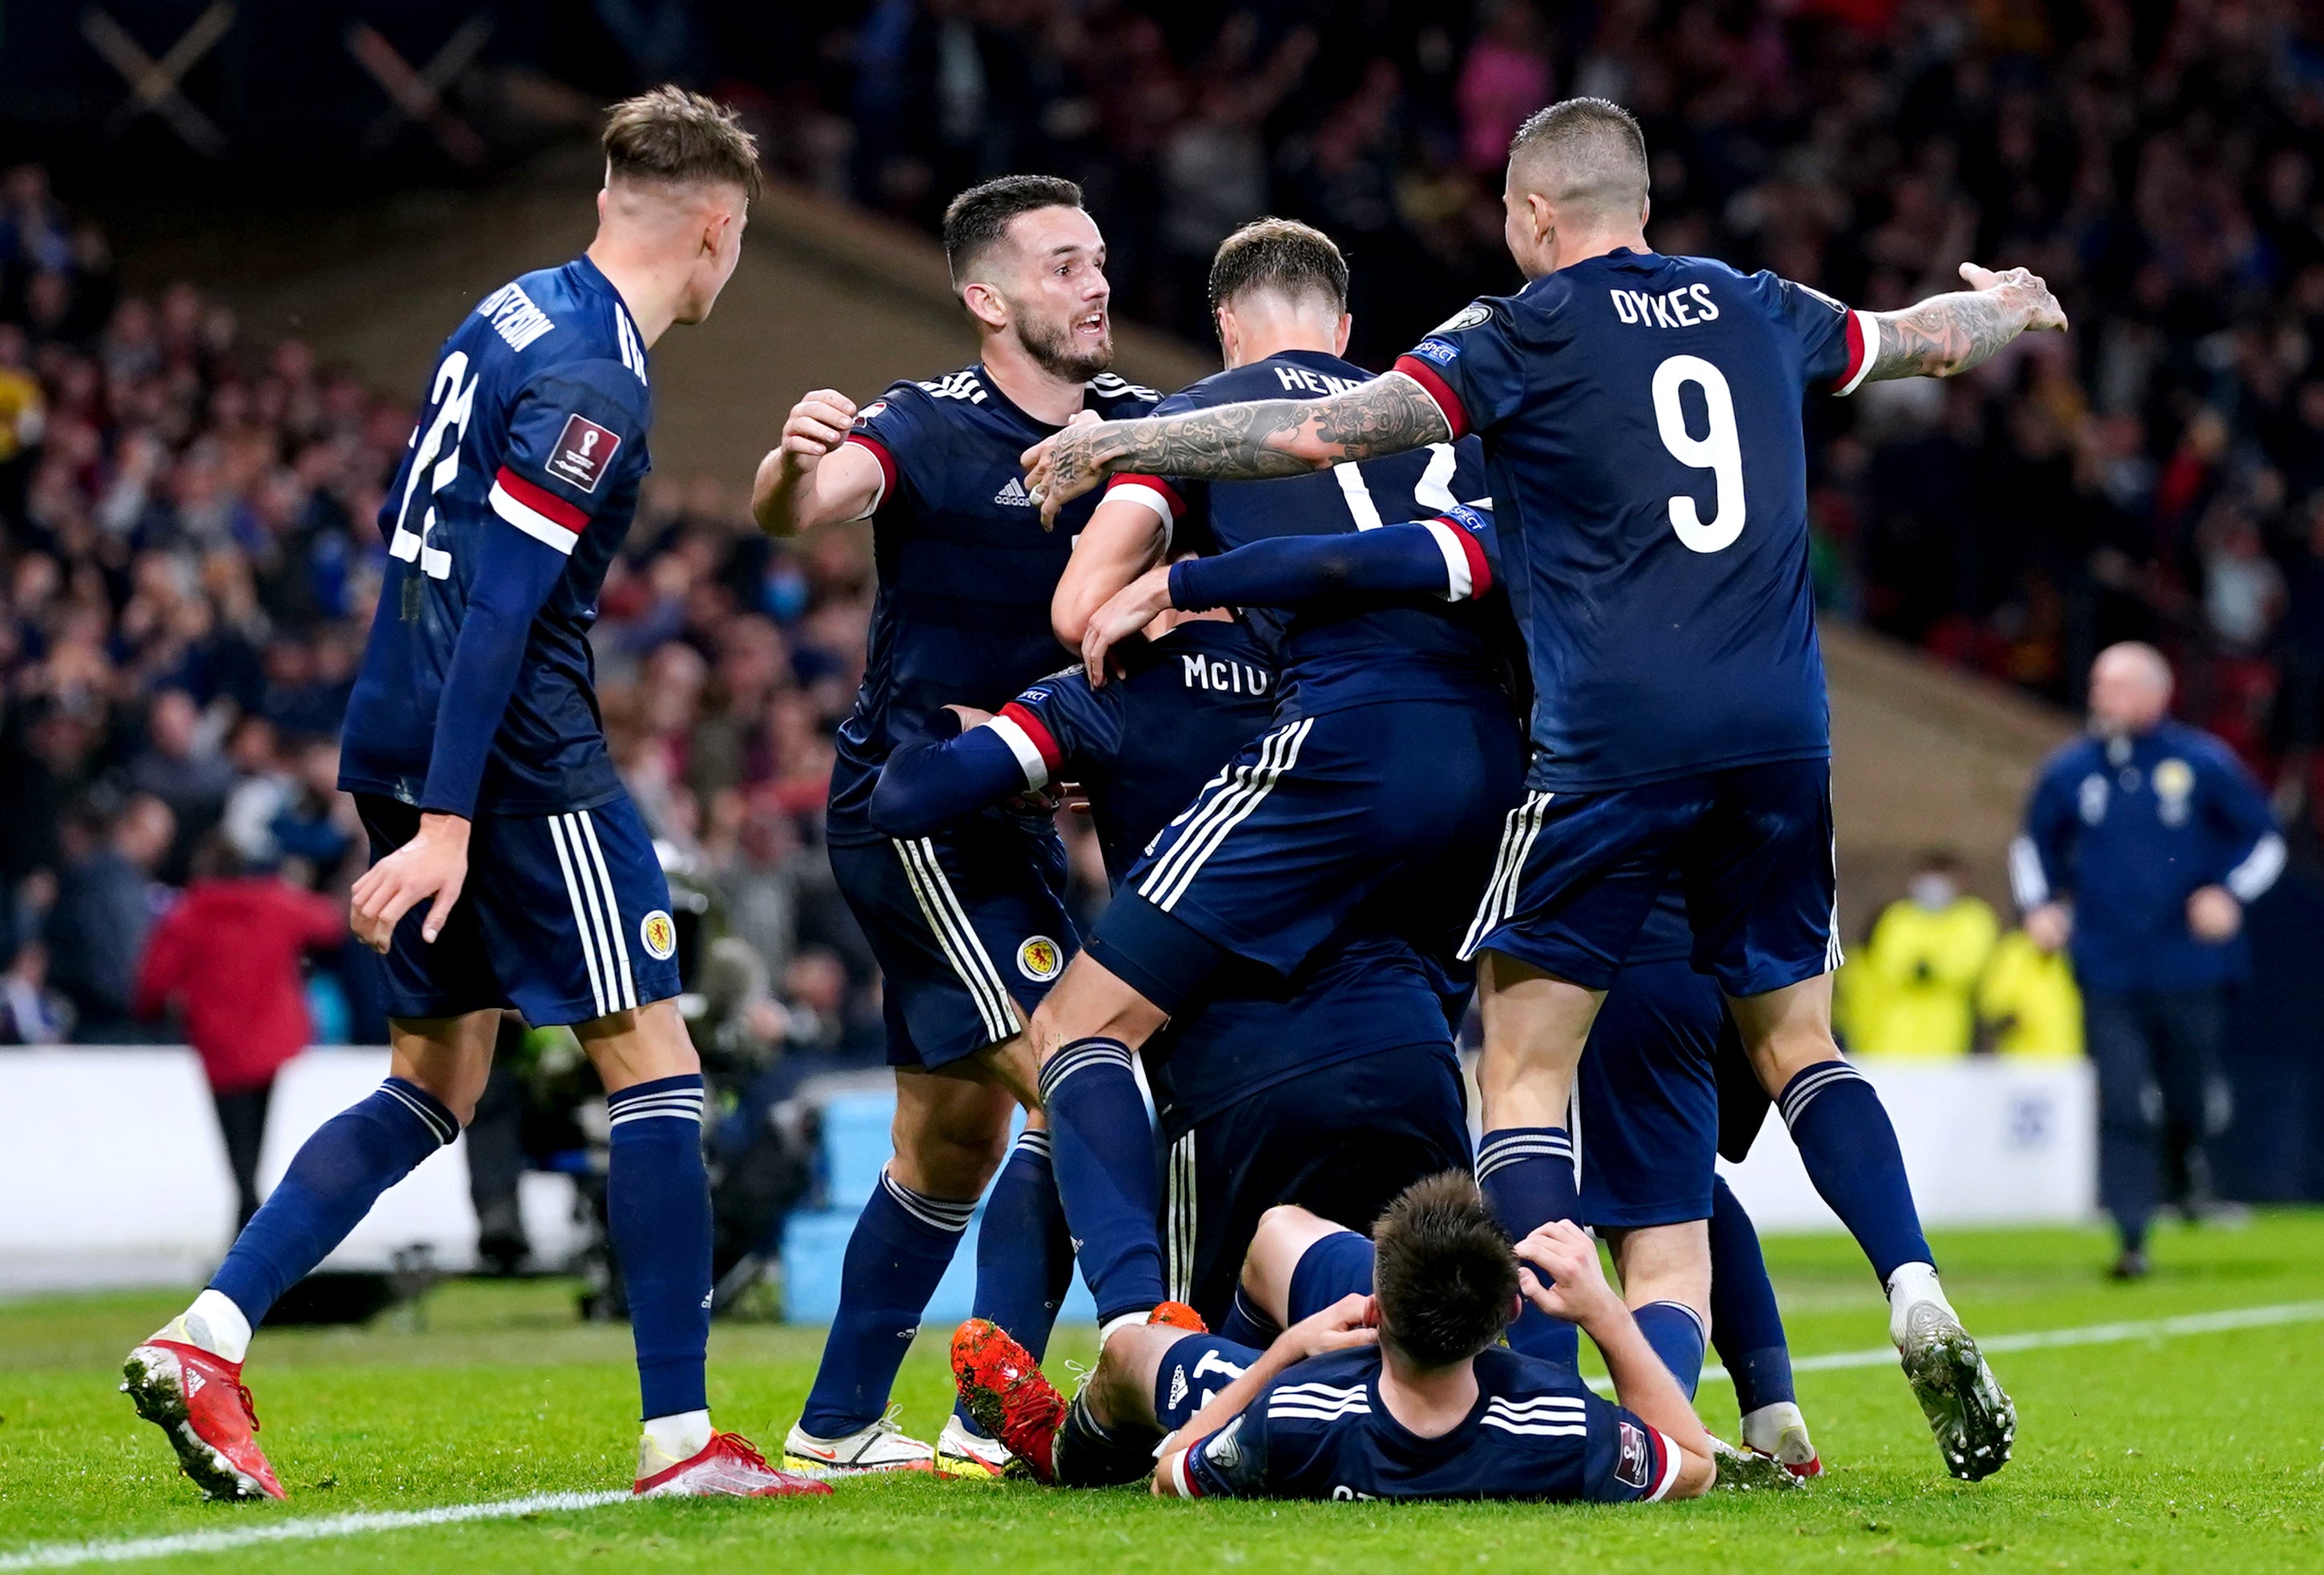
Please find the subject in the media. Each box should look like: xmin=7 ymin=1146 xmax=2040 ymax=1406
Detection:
xmin=984 ymin=714 xmax=1051 ymax=791
xmin=574 ymin=811 xmax=637 ymax=1011
xmin=1420 ymin=520 xmax=1473 ymax=601
xmin=2226 ymin=831 xmax=2286 ymax=903
xmin=1836 ymin=311 xmax=1880 ymax=396
xmin=546 ymin=815 xmax=609 ymax=1018
xmin=2008 ymin=834 xmax=2050 ymax=909
xmin=489 ymin=481 xmax=580 ymax=554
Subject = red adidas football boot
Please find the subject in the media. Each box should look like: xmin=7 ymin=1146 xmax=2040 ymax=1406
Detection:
xmin=634 ymin=1430 xmax=834 ymax=1497
xmin=1147 ymin=1301 xmax=1207 ymax=1333
xmin=122 ymin=1340 xmax=284 ymax=1501
xmin=950 ymin=1319 xmax=1067 ymax=1484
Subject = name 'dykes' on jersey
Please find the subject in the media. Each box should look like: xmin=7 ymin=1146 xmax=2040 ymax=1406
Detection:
xmin=1391 ymin=251 xmax=1882 ymax=794
xmin=1103 ymin=348 xmax=1509 ymax=722
xmin=340 ymin=255 xmax=653 ymax=816
xmin=824 ymin=364 xmax=1160 ymax=845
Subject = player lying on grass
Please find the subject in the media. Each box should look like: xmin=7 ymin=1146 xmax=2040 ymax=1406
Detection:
xmin=122 ymin=90 xmax=826 ymax=1503
xmin=955 ymin=1174 xmax=1718 ymax=1503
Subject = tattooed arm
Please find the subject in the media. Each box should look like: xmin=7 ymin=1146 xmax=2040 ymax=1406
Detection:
xmin=1864 ymin=263 xmax=2069 ymax=384
xmin=1020 ymin=372 xmax=1452 ymax=530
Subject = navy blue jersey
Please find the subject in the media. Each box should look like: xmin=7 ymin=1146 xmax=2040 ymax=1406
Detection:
xmin=2013 ymin=721 xmax=2283 ymax=990
xmin=341 ymin=256 xmax=653 ymax=815
xmin=826 ymin=365 xmax=1161 ymax=845
xmin=1183 ymin=1346 xmax=1680 ymax=1503
xmin=1003 ymin=620 xmax=1275 ymax=882
xmin=1394 ymin=251 xmax=1878 ymax=794
xmin=1105 ymin=350 xmax=1506 ymax=721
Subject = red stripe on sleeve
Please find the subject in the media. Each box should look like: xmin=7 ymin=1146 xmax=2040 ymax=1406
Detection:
xmin=999 ymin=701 xmax=1064 ymax=773
xmin=1392 ymin=356 xmax=1470 ymax=440
xmin=843 ymin=432 xmax=898 ymax=501
xmin=1449 ymin=520 xmax=1492 ymax=597
xmin=495 ymin=467 xmax=589 ymax=532
xmin=1834 ymin=311 xmax=1868 ymax=392
xmin=1106 ymin=472 xmax=1186 ymax=518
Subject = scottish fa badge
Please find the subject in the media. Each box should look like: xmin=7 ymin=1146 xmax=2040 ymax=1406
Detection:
xmin=641 ymin=910 xmax=677 ymax=961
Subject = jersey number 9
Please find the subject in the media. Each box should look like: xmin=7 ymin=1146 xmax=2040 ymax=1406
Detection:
xmin=1651 ymin=355 xmax=1744 ymax=553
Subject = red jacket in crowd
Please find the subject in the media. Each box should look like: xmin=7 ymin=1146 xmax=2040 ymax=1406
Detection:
xmin=134 ymin=877 xmax=348 ymax=1093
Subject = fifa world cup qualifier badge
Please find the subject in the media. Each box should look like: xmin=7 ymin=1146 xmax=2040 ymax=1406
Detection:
xmin=1017 ymin=935 xmax=1062 ymax=982
xmin=640 ymin=910 xmax=677 ymax=961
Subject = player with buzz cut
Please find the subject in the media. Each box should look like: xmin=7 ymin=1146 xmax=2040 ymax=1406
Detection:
xmin=1024 ymin=96 xmax=2071 ymax=1481
xmin=953 ymin=1172 xmax=1717 ymax=1503
xmin=123 ymin=89 xmax=827 ymax=1501
xmin=750 ymin=174 xmax=1160 ymax=1477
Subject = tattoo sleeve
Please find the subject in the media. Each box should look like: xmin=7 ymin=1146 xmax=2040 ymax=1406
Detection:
xmin=1864 ymin=291 xmax=2029 ymax=381
xmin=1084 ymin=372 xmax=1452 ymax=482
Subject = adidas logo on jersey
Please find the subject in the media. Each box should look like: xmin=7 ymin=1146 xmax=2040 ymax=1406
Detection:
xmin=994 ymin=476 xmax=1035 ymax=507
xmin=1088 ymin=372 xmax=1161 ymax=402
xmin=918 ymin=369 xmax=987 ymax=403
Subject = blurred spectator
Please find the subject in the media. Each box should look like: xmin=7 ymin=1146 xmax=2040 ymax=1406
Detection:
xmin=1839 ymin=850 xmax=1998 ymax=1059
xmin=1976 ymin=928 xmax=2084 ymax=1060
xmin=128 ymin=688 xmax=235 ymax=878
xmin=132 ymin=831 xmax=347 ymax=1227
xmin=2014 ymin=643 xmax=2285 ymax=1279
xmin=0 ymin=939 xmax=68 ymax=1044
xmin=43 ymin=792 xmax=172 ymax=1041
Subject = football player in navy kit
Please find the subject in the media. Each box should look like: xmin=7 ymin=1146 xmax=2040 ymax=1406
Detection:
xmin=1024 ymin=98 xmax=2068 ymax=1481
xmin=123 ymin=90 xmax=827 ymax=1501
xmin=952 ymin=1172 xmax=1717 ymax=1504
xmin=750 ymin=175 xmax=1163 ymax=1476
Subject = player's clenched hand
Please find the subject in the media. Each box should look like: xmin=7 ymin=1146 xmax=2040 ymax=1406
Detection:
xmin=1081 ymin=564 xmax=1176 ymax=685
xmin=1284 ymin=1292 xmax=1381 ymax=1360
xmin=1514 ymin=1219 xmax=1622 ymax=1328
xmin=1959 ymin=263 xmax=2068 ymax=335
xmin=778 ymin=390 xmax=858 ymax=474
xmin=350 ymin=812 xmax=472 ymax=952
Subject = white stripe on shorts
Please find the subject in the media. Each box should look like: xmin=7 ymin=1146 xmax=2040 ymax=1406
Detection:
xmin=573 ymin=810 xmax=637 ymax=1011
xmin=546 ymin=814 xmax=609 ymax=1019
xmin=1138 ymin=718 xmax=1313 ymax=912
xmin=893 ymin=837 xmax=1014 ymax=1043
xmin=1460 ymin=790 xmax=1550 ymax=961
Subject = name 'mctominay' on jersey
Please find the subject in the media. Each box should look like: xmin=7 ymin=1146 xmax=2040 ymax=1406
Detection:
xmin=339 ymin=255 xmax=655 ymax=818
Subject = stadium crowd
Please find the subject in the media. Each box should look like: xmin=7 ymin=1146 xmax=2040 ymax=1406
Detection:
xmin=752 ymin=0 xmax=2324 ymax=842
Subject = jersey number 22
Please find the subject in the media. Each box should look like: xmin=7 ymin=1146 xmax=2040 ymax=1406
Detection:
xmin=389 ymin=351 xmax=480 ymax=581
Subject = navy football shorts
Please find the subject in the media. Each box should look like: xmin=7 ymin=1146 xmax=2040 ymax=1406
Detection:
xmin=1119 ymin=697 xmax=1523 ymax=977
xmin=1153 ymin=1227 xmax=1381 ymax=1431
xmin=826 ymin=822 xmax=1077 ymax=1071
xmin=1576 ymin=959 xmax=1721 ymax=1229
xmin=356 ymin=792 xmax=681 ymax=1027
xmin=1160 ymin=1042 xmax=1470 ymax=1328
xmin=1462 ymin=757 xmax=1840 ymax=998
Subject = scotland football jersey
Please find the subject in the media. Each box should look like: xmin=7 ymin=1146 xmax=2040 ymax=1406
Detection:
xmin=1181 ymin=1345 xmax=1682 ymax=1503
xmin=1393 ymin=251 xmax=1876 ymax=794
xmin=1104 ymin=350 xmax=1509 ymax=721
xmin=341 ymin=255 xmax=654 ymax=816
xmin=826 ymin=364 xmax=1160 ymax=846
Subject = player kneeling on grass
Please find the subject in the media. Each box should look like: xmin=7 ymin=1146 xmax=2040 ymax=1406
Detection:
xmin=954 ymin=1173 xmax=1716 ymax=1503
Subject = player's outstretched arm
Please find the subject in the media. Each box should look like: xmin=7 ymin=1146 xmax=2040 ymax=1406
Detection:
xmin=1864 ymin=263 xmax=2069 ymax=384
xmin=1152 ymin=1292 xmax=1378 ymax=1498
xmin=867 ymin=705 xmax=1035 ymax=838
xmin=752 ymin=388 xmax=884 ymax=536
xmin=1516 ymin=1221 xmax=1717 ymax=1501
xmin=1023 ymin=373 xmax=1452 ymax=530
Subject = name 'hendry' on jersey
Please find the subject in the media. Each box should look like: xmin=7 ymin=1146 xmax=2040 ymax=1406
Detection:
xmin=340 ymin=256 xmax=653 ymax=814
xmin=1392 ymin=251 xmax=1876 ymax=794
xmin=826 ymin=364 xmax=1160 ymax=846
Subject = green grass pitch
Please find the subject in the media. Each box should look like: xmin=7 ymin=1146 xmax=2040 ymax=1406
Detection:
xmin=4 ymin=1214 xmax=2321 ymax=1573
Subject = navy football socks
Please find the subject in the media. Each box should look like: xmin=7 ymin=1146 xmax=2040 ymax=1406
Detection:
xmin=1632 ymin=1300 xmax=1708 ymax=1400
xmin=799 ymin=1167 xmax=975 ymax=1436
xmin=210 ymin=1077 xmax=456 ymax=1325
xmin=1040 ymin=1038 xmax=1165 ymax=1324
xmin=952 ymin=1127 xmax=1075 ymax=1436
xmin=1219 ymin=1285 xmax=1281 ymax=1348
xmin=1709 ymin=1174 xmax=1796 ymax=1417
xmin=1476 ymin=1126 xmax=1580 ymax=1368
xmin=605 ymin=1074 xmax=715 ymax=1421
xmin=1779 ymin=1059 xmax=1935 ymax=1286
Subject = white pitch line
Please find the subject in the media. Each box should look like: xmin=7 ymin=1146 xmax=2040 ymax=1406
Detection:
xmin=0 ymin=1489 xmax=629 ymax=1571
xmin=1582 ymin=1297 xmax=2324 ymax=1395
xmin=12 ymin=1300 xmax=2323 ymax=1569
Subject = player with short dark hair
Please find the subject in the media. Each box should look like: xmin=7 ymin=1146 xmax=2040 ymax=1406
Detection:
xmin=123 ymin=88 xmax=826 ymax=1502
xmin=1024 ymin=94 xmax=2068 ymax=1481
xmin=952 ymin=1173 xmax=1717 ymax=1503
xmin=750 ymin=173 xmax=1160 ymax=1476
xmin=999 ymin=216 xmax=1522 ymax=1353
